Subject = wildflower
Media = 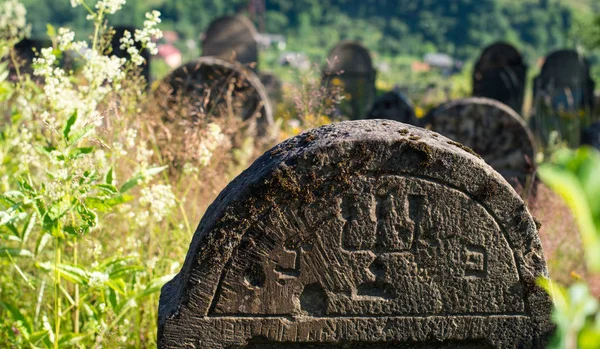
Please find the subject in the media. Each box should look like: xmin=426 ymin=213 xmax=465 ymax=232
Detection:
xmin=139 ymin=184 xmax=176 ymax=223
xmin=0 ymin=0 xmax=30 ymax=41
xmin=95 ymin=0 xmax=126 ymax=15
xmin=88 ymin=271 xmax=109 ymax=287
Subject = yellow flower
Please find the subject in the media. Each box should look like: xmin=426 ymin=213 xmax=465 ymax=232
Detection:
xmin=415 ymin=106 xmax=425 ymax=119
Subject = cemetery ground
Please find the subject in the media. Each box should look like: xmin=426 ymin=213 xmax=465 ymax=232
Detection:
xmin=2 ymin=1 xmax=600 ymax=348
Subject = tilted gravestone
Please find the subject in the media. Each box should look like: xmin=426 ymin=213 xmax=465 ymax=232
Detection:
xmin=473 ymin=42 xmax=527 ymax=114
xmin=158 ymin=120 xmax=553 ymax=348
xmin=423 ymin=97 xmax=536 ymax=188
xmin=160 ymin=56 xmax=274 ymax=140
xmin=202 ymin=15 xmax=259 ymax=69
xmin=110 ymin=26 xmax=151 ymax=84
xmin=322 ymin=41 xmax=376 ymax=120
xmin=367 ymin=90 xmax=418 ymax=126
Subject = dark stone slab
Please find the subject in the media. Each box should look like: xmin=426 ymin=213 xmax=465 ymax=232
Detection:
xmin=158 ymin=120 xmax=553 ymax=348
xmin=159 ymin=56 xmax=274 ymax=140
xmin=202 ymin=15 xmax=258 ymax=69
xmin=472 ymin=42 xmax=527 ymax=114
xmin=423 ymin=97 xmax=536 ymax=188
xmin=367 ymin=91 xmax=418 ymax=126
xmin=322 ymin=42 xmax=377 ymax=120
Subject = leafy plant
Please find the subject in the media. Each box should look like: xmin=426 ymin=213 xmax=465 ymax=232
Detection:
xmin=539 ymin=147 xmax=600 ymax=348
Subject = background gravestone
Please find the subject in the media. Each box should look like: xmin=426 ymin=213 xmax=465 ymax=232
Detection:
xmin=158 ymin=120 xmax=553 ymax=348
xmin=322 ymin=41 xmax=376 ymax=120
xmin=110 ymin=26 xmax=151 ymax=84
xmin=423 ymin=97 xmax=536 ymax=188
xmin=533 ymin=49 xmax=595 ymax=113
xmin=202 ymin=15 xmax=259 ymax=69
xmin=531 ymin=50 xmax=596 ymax=147
xmin=160 ymin=56 xmax=273 ymax=139
xmin=367 ymin=90 xmax=418 ymax=126
xmin=472 ymin=42 xmax=527 ymax=114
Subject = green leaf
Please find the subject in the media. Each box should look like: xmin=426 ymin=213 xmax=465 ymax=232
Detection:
xmin=106 ymin=279 xmax=127 ymax=295
xmin=35 ymin=232 xmax=51 ymax=255
xmin=37 ymin=262 xmax=89 ymax=285
xmin=0 ymin=299 xmax=32 ymax=333
xmin=0 ymin=248 xmax=34 ymax=258
xmin=106 ymin=167 xmax=114 ymax=185
xmin=119 ymin=165 xmax=168 ymax=193
xmin=95 ymin=183 xmax=118 ymax=195
xmin=136 ymin=274 xmax=176 ymax=299
xmin=20 ymin=212 xmax=37 ymax=243
xmin=63 ymin=111 xmax=78 ymax=142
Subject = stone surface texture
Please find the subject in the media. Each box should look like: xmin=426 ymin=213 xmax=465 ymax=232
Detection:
xmin=423 ymin=97 xmax=536 ymax=187
xmin=158 ymin=120 xmax=553 ymax=348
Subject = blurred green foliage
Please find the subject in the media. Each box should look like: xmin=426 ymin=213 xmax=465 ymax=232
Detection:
xmin=539 ymin=147 xmax=600 ymax=348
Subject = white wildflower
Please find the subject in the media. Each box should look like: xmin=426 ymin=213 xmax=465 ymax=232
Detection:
xmin=95 ymin=0 xmax=126 ymax=15
xmin=139 ymin=184 xmax=176 ymax=223
xmin=125 ymin=128 xmax=137 ymax=148
xmin=0 ymin=0 xmax=30 ymax=41
xmin=88 ymin=271 xmax=109 ymax=287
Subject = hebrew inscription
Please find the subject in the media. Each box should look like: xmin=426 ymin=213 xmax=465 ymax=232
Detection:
xmin=158 ymin=120 xmax=553 ymax=348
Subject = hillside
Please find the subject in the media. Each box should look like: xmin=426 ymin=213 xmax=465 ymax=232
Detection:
xmin=20 ymin=0 xmax=600 ymax=66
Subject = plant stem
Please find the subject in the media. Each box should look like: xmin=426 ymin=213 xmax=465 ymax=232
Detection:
xmin=74 ymin=239 xmax=80 ymax=334
xmin=54 ymin=236 xmax=61 ymax=349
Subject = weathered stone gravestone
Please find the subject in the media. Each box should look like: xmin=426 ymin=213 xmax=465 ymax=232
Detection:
xmin=322 ymin=41 xmax=376 ymax=120
xmin=367 ymin=90 xmax=418 ymax=126
xmin=423 ymin=97 xmax=536 ymax=188
xmin=158 ymin=120 xmax=553 ymax=348
xmin=533 ymin=50 xmax=595 ymax=113
xmin=472 ymin=42 xmax=527 ymax=114
xmin=110 ymin=26 xmax=151 ymax=84
xmin=202 ymin=15 xmax=259 ymax=69
xmin=160 ymin=56 xmax=274 ymax=140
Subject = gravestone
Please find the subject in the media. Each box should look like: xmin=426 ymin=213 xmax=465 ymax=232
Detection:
xmin=367 ymin=90 xmax=418 ymax=126
xmin=202 ymin=15 xmax=259 ymax=69
xmin=160 ymin=56 xmax=274 ymax=140
xmin=322 ymin=41 xmax=376 ymax=120
xmin=423 ymin=97 xmax=536 ymax=188
xmin=581 ymin=121 xmax=600 ymax=150
xmin=110 ymin=26 xmax=151 ymax=84
xmin=472 ymin=42 xmax=527 ymax=114
xmin=158 ymin=120 xmax=553 ymax=348
xmin=533 ymin=50 xmax=595 ymax=113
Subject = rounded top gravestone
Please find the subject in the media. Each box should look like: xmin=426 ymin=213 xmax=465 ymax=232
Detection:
xmin=158 ymin=120 xmax=553 ymax=348
xmin=367 ymin=91 xmax=418 ymax=126
xmin=322 ymin=41 xmax=377 ymax=120
xmin=160 ymin=56 xmax=274 ymax=140
xmin=423 ymin=97 xmax=536 ymax=188
xmin=472 ymin=42 xmax=527 ymax=113
xmin=533 ymin=49 xmax=595 ymax=112
xmin=202 ymin=15 xmax=259 ymax=68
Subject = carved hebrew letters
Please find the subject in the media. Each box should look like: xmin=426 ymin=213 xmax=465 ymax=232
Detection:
xmin=209 ymin=176 xmax=524 ymax=317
